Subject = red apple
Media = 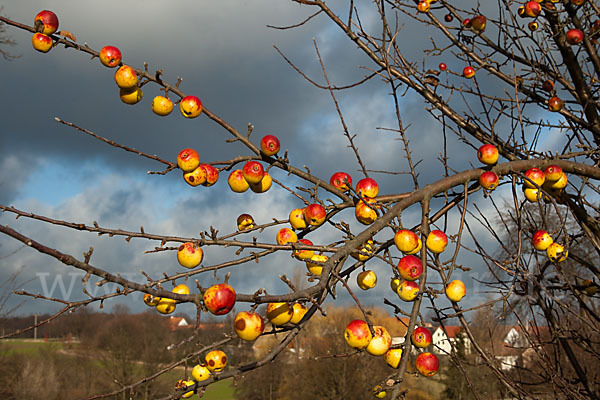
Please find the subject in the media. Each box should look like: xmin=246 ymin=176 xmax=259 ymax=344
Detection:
xmin=304 ymin=203 xmax=326 ymax=226
xmin=479 ymin=171 xmax=499 ymax=190
xmin=34 ymin=10 xmax=59 ymax=35
xmin=234 ymin=311 xmax=265 ymax=341
xmin=260 ymin=135 xmax=280 ymax=156
xmin=477 ymin=144 xmax=499 ymax=165
xmin=541 ymin=80 xmax=554 ymax=92
xmin=471 ymin=15 xmax=486 ymax=32
xmin=532 ymin=229 xmax=553 ymax=251
xmin=330 ymin=172 xmax=353 ymax=191
xmin=412 ymin=327 xmax=433 ymax=348
xmin=463 ymin=66 xmax=475 ymax=78
xmin=31 ymin=33 xmax=53 ymax=53
xmin=417 ymin=1 xmax=430 ymax=12
xmin=394 ymin=229 xmax=420 ymax=254
xmin=293 ymin=238 xmax=315 ymax=260
xmin=439 ymin=62 xmax=447 ymax=71
xmin=543 ymin=165 xmax=562 ymax=182
xmin=228 ymin=169 xmax=250 ymax=193
xmin=397 ymin=280 xmax=420 ymax=301
xmin=444 ymin=14 xmax=453 ymax=23
xmin=276 ymin=227 xmax=298 ymax=245
xmin=344 ymin=319 xmax=372 ymax=349
xmin=242 ymin=161 xmax=265 ymax=185
xmin=566 ymin=28 xmax=584 ymax=45
xmin=397 ymin=255 xmax=423 ymax=281
xmin=416 ymin=352 xmax=439 ymax=377
xmin=114 ymin=65 xmax=138 ymax=89
xmin=523 ymin=167 xmax=545 ymax=188
xmin=180 ymin=95 xmax=203 ymax=118
xmin=355 ymin=200 xmax=378 ymax=225
xmin=463 ymin=18 xmax=472 ymax=28
xmin=524 ymin=1 xmax=542 ymax=17
xmin=356 ymin=177 xmax=379 ymax=198
xmin=177 ymin=148 xmax=200 ymax=172
xmin=426 ymin=230 xmax=448 ymax=253
xmin=548 ymin=96 xmax=564 ymax=112
xmin=200 ymin=164 xmax=219 ymax=187
xmin=203 ymin=283 xmax=236 ymax=315
xmin=99 ymin=46 xmax=122 ymax=68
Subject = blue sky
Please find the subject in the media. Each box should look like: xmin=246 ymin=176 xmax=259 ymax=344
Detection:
xmin=0 ymin=1 xmax=574 ymax=323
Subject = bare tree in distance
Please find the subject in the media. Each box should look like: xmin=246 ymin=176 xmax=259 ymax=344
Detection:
xmin=1 ymin=1 xmax=600 ymax=399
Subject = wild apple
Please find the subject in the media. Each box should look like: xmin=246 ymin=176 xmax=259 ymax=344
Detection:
xmin=228 ymin=169 xmax=250 ymax=193
xmin=532 ymin=230 xmax=553 ymax=251
xmin=152 ymin=95 xmax=174 ymax=116
xmin=205 ymin=349 xmax=227 ymax=372
xmin=234 ymin=311 xmax=265 ymax=341
xmin=242 ymin=161 xmax=264 ymax=184
xmin=542 ymin=80 xmax=554 ymax=92
xmin=351 ymin=238 xmax=374 ymax=261
xmin=344 ymin=319 xmax=372 ymax=349
xmin=397 ymin=280 xmax=420 ymax=301
xmin=406 ymin=237 xmax=423 ymax=255
xmin=191 ymin=364 xmax=211 ymax=382
xmin=183 ymin=165 xmax=207 ymax=187
xmin=547 ymin=242 xmax=568 ymax=262
xmin=330 ymin=172 xmax=353 ymax=191
xmin=417 ymin=1 xmax=430 ymax=12
xmin=357 ymin=270 xmax=377 ymax=290
xmin=426 ymin=230 xmax=448 ymax=253
xmin=394 ymin=229 xmax=419 ymax=254
xmin=200 ymin=164 xmax=219 ymax=187
xmin=276 ymin=227 xmax=298 ymax=245
xmin=203 ymin=283 xmax=236 ymax=315
xmin=523 ymin=187 xmax=541 ymax=202
xmin=99 ymin=46 xmax=122 ymax=68
xmin=479 ymin=171 xmax=499 ymax=190
xmin=250 ymin=171 xmax=272 ymax=193
xmin=304 ymin=203 xmax=327 ymax=226
xmin=306 ymin=254 xmax=327 ymax=276
xmin=355 ymin=200 xmax=378 ymax=225
xmin=543 ymin=165 xmax=563 ymax=181
xmin=366 ymin=325 xmax=391 ymax=356
xmin=463 ymin=66 xmax=475 ymax=78
xmin=237 ymin=213 xmax=255 ymax=231
xmin=477 ymin=144 xmax=499 ymax=165
xmin=528 ymin=21 xmax=539 ymax=31
xmin=143 ymin=293 xmax=160 ymax=307
xmin=172 ymin=283 xmax=190 ymax=299
xmin=416 ymin=352 xmax=439 ymax=377
xmin=439 ymin=62 xmax=447 ymax=71
xmin=260 ymin=134 xmax=280 ymax=156
xmin=290 ymin=303 xmax=308 ymax=324
xmin=463 ymin=18 xmax=472 ymax=28
xmin=373 ymin=385 xmax=387 ymax=399
xmin=411 ymin=327 xmax=433 ymax=348
xmin=156 ymin=297 xmax=176 ymax=314
xmin=177 ymin=149 xmax=200 ymax=172
xmin=177 ymin=242 xmax=203 ymax=268
xmin=524 ymin=1 xmax=542 ymax=17
xmin=119 ymin=87 xmax=143 ymax=105
xmin=566 ymin=28 xmax=584 ymax=45
xmin=444 ymin=14 xmax=453 ymax=23
xmin=545 ymin=171 xmax=567 ymax=189
xmin=390 ymin=277 xmax=401 ymax=293
xmin=523 ymin=167 xmax=545 ymax=188
xmin=180 ymin=95 xmax=203 ymax=118
xmin=446 ymin=279 xmax=466 ymax=302
xmin=289 ymin=208 xmax=308 ymax=230
xmin=397 ymin=255 xmax=423 ymax=281
xmin=356 ymin=178 xmax=379 ymax=198
xmin=517 ymin=6 xmax=526 ymax=18
xmin=384 ymin=348 xmax=403 ymax=368
xmin=175 ymin=379 xmax=195 ymax=398
xmin=548 ymin=96 xmax=564 ymax=112
xmin=293 ymin=238 xmax=315 ymax=260
xmin=34 ymin=10 xmax=59 ymax=35
xmin=266 ymin=302 xmax=293 ymax=326
xmin=32 ymin=33 xmax=53 ymax=53
xmin=471 ymin=15 xmax=486 ymax=32
xmin=114 ymin=65 xmax=138 ymax=89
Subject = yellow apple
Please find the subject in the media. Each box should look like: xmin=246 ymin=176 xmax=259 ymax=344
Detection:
xmin=266 ymin=302 xmax=293 ymax=326
xmin=114 ymin=65 xmax=138 ymax=89
xmin=289 ymin=208 xmax=308 ymax=230
xmin=290 ymin=303 xmax=308 ymax=324
xmin=366 ymin=325 xmax=391 ymax=356
xmin=152 ymin=95 xmax=174 ymax=116
xmin=119 ymin=87 xmax=143 ymax=105
xmin=306 ymin=254 xmax=328 ymax=276
xmin=445 ymin=279 xmax=466 ymax=302
xmin=205 ymin=349 xmax=227 ymax=372
xmin=234 ymin=311 xmax=265 ymax=341
xmin=177 ymin=242 xmax=203 ymax=269
xmin=191 ymin=364 xmax=211 ymax=381
xmin=357 ymin=270 xmax=377 ymax=290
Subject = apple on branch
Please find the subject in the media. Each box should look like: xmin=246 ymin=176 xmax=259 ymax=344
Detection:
xmin=152 ymin=95 xmax=174 ymax=116
xmin=34 ymin=10 xmax=59 ymax=35
xmin=397 ymin=255 xmax=423 ymax=281
xmin=445 ymin=279 xmax=466 ymax=302
xmin=260 ymin=134 xmax=280 ymax=156
xmin=203 ymin=283 xmax=236 ymax=315
xmin=266 ymin=302 xmax=293 ymax=326
xmin=205 ymin=349 xmax=228 ymax=372
xmin=32 ymin=33 xmax=53 ymax=53
xmin=366 ymin=325 xmax=391 ymax=356
xmin=415 ymin=352 xmax=440 ymax=377
xmin=344 ymin=319 xmax=372 ymax=349
xmin=234 ymin=311 xmax=265 ymax=341
xmin=177 ymin=242 xmax=203 ymax=269
xmin=357 ymin=270 xmax=377 ymax=290
xmin=180 ymin=95 xmax=203 ymax=118
xmin=99 ymin=46 xmax=122 ymax=68
xmin=200 ymin=164 xmax=219 ymax=187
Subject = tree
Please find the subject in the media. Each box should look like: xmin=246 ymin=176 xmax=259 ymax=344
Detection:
xmin=1 ymin=1 xmax=600 ymax=399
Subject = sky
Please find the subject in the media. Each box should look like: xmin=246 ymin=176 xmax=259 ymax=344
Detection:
xmin=0 ymin=1 xmax=570 ymax=322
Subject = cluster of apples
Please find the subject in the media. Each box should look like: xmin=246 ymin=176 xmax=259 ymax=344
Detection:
xmin=177 ymin=149 xmax=219 ymax=187
xmin=276 ymin=224 xmax=329 ymax=277
xmin=522 ymin=164 xmax=568 ymax=202
xmin=143 ymin=283 xmax=190 ymax=315
xmin=31 ymin=10 xmax=59 ymax=53
xmin=344 ymin=319 xmax=440 ymax=384
xmin=477 ymin=144 xmax=501 ymax=191
xmin=176 ymin=349 xmax=229 ymax=397
xmin=226 ymin=135 xmax=281 ymax=194
xmin=329 ymin=172 xmax=381 ymax=225
xmin=532 ymin=230 xmax=568 ymax=262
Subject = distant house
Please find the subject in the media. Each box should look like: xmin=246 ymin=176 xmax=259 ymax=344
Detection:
xmin=167 ymin=316 xmax=190 ymax=330
xmin=432 ymin=326 xmax=471 ymax=355
xmin=492 ymin=324 xmax=551 ymax=370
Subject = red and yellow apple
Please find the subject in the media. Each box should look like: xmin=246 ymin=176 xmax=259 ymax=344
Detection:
xmin=394 ymin=229 xmax=419 ymax=254
xmin=34 ymin=10 xmax=59 ymax=35
xmin=228 ymin=169 xmax=250 ymax=193
xmin=463 ymin=66 xmax=475 ymax=78
xmin=180 ymin=95 xmax=203 ymax=118
xmin=397 ymin=280 xmax=420 ymax=301
xmin=548 ymin=96 xmax=564 ymax=112
xmin=242 ymin=161 xmax=265 ymax=185
xmin=426 ymin=230 xmax=448 ymax=253
xmin=293 ymin=238 xmax=315 ymax=260
xmin=203 ymin=283 xmax=236 ymax=315
xmin=177 ymin=242 xmax=203 ymax=268
xmin=445 ymin=279 xmax=466 ymax=302
xmin=143 ymin=293 xmax=160 ymax=307
xmin=205 ymin=349 xmax=227 ymax=372
xmin=177 ymin=149 xmax=200 ymax=172
xmin=566 ymin=28 xmax=584 ymax=45
xmin=532 ymin=230 xmax=553 ymax=251
xmin=260 ymin=134 xmax=280 ymax=156
xmin=416 ymin=352 xmax=439 ymax=377
xmin=304 ymin=203 xmax=327 ymax=226
xmin=266 ymin=302 xmax=293 ymax=326
xmin=99 ymin=45 xmax=122 ymax=68
xmin=276 ymin=227 xmax=298 ymax=245
xmin=344 ymin=319 xmax=372 ymax=349
xmin=330 ymin=172 xmax=353 ymax=191
xmin=411 ymin=327 xmax=433 ymax=348
xmin=523 ymin=167 xmax=545 ymax=188
xmin=356 ymin=178 xmax=379 ymax=198
xmin=479 ymin=171 xmax=499 ymax=190
xmin=397 ymin=255 xmax=423 ymax=281
xmin=175 ymin=379 xmax=195 ymax=398
xmin=289 ymin=208 xmax=307 ymax=230
xmin=355 ymin=200 xmax=378 ymax=225
xmin=384 ymin=348 xmax=403 ymax=368
xmin=477 ymin=144 xmax=499 ymax=165
xmin=234 ymin=311 xmax=265 ymax=341
xmin=543 ymin=165 xmax=563 ymax=182
xmin=366 ymin=325 xmax=391 ymax=356
xmin=32 ymin=33 xmax=53 ymax=53
xmin=471 ymin=15 xmax=486 ymax=32
xmin=542 ymin=80 xmax=554 ymax=92
xmin=524 ymin=0 xmax=542 ymax=17
xmin=114 ymin=65 xmax=138 ymax=89
xmin=152 ymin=95 xmax=174 ymax=116
xmin=547 ymin=242 xmax=568 ymax=262
xmin=200 ymin=164 xmax=219 ymax=187
xmin=183 ymin=165 xmax=207 ymax=187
